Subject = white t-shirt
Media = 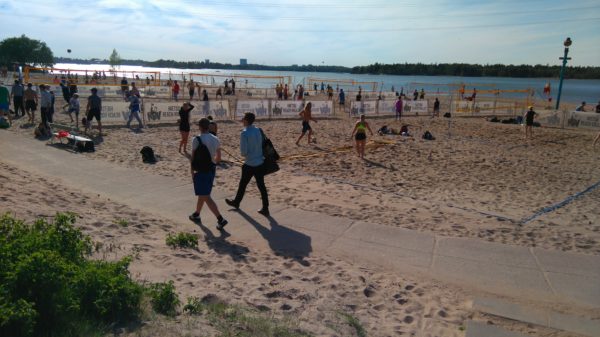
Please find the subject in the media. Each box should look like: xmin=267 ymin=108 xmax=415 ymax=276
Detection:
xmin=192 ymin=132 xmax=220 ymax=163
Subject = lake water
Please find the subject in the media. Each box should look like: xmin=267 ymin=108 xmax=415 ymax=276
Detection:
xmin=54 ymin=63 xmax=599 ymax=104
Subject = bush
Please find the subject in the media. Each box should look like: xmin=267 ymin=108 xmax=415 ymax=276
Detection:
xmin=0 ymin=213 xmax=143 ymax=337
xmin=148 ymin=281 xmax=180 ymax=317
xmin=166 ymin=232 xmax=198 ymax=249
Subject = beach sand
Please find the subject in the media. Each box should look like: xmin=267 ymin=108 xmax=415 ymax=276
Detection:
xmin=3 ymin=109 xmax=599 ymax=336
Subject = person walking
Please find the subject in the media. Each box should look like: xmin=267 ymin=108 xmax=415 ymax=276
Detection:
xmin=524 ymin=106 xmax=537 ymax=140
xmin=351 ymin=114 xmax=374 ymax=159
xmin=126 ymin=92 xmax=143 ymax=130
xmin=10 ymin=80 xmax=24 ymax=117
xmin=39 ymin=85 xmax=52 ymax=128
xmin=23 ymin=83 xmax=38 ymax=123
xmin=395 ymin=95 xmax=403 ymax=121
xmin=189 ymin=118 xmax=228 ymax=230
xmin=172 ymin=80 xmax=180 ymax=101
xmin=67 ymin=93 xmax=80 ymax=127
xmin=85 ymin=87 xmax=103 ymax=135
xmin=433 ymin=98 xmax=440 ymax=117
xmin=178 ymin=102 xmax=194 ymax=153
xmin=338 ymin=88 xmax=345 ymax=107
xmin=188 ymin=79 xmax=195 ymax=100
xmin=226 ymin=112 xmax=270 ymax=217
xmin=295 ymin=102 xmax=317 ymax=145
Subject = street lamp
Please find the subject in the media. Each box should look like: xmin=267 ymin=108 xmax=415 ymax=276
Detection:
xmin=555 ymin=37 xmax=572 ymax=110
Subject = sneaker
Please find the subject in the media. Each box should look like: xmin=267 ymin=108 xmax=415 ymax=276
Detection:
xmin=225 ymin=199 xmax=239 ymax=209
xmin=188 ymin=212 xmax=201 ymax=222
xmin=216 ymin=218 xmax=228 ymax=230
xmin=257 ymin=208 xmax=270 ymax=217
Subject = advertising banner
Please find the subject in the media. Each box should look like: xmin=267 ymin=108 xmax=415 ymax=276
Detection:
xmin=565 ymin=111 xmax=600 ymax=130
xmin=191 ymin=101 xmax=231 ymax=120
xmin=270 ymin=100 xmax=303 ymax=117
xmin=536 ymin=110 xmax=564 ymax=128
xmin=403 ymin=100 xmax=428 ymax=116
xmin=378 ymin=100 xmax=397 ymax=115
xmin=99 ymin=101 xmax=134 ymax=124
xmin=309 ymin=100 xmax=333 ymax=116
xmin=235 ymin=100 xmax=269 ymax=119
xmin=144 ymin=86 xmax=171 ymax=97
xmin=144 ymin=102 xmax=181 ymax=123
xmin=350 ymin=101 xmax=377 ymax=116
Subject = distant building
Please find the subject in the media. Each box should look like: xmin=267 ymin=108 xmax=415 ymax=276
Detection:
xmin=240 ymin=59 xmax=248 ymax=66
xmin=205 ymin=59 xmax=210 ymax=64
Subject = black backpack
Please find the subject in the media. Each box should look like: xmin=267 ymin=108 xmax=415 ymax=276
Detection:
xmin=259 ymin=129 xmax=280 ymax=175
xmin=191 ymin=136 xmax=215 ymax=172
xmin=422 ymin=131 xmax=435 ymax=140
xmin=140 ymin=146 xmax=156 ymax=163
xmin=77 ymin=141 xmax=95 ymax=152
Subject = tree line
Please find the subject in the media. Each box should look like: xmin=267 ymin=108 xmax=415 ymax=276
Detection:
xmin=350 ymin=62 xmax=600 ymax=79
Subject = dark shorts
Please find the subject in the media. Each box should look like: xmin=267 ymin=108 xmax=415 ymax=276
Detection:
xmin=87 ymin=108 xmax=101 ymax=121
xmin=355 ymin=132 xmax=367 ymax=141
xmin=179 ymin=122 xmax=190 ymax=132
xmin=302 ymin=121 xmax=311 ymax=133
xmin=25 ymin=100 xmax=37 ymax=111
xmin=193 ymin=170 xmax=215 ymax=196
xmin=0 ymin=103 xmax=8 ymax=111
xmin=526 ymin=119 xmax=534 ymax=126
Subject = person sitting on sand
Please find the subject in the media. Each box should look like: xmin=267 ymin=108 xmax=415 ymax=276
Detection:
xmin=575 ymin=101 xmax=586 ymax=112
xmin=295 ymin=102 xmax=318 ymax=146
xmin=178 ymin=102 xmax=194 ymax=153
xmin=351 ymin=114 xmax=374 ymax=159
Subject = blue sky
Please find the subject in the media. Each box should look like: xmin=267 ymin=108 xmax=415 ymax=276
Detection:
xmin=1 ymin=0 xmax=599 ymax=67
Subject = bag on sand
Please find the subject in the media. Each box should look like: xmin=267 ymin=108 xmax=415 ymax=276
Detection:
xmin=190 ymin=137 xmax=214 ymax=172
xmin=443 ymin=112 xmax=451 ymax=118
xmin=422 ymin=130 xmax=435 ymax=141
xmin=140 ymin=146 xmax=156 ymax=163
xmin=259 ymin=128 xmax=280 ymax=175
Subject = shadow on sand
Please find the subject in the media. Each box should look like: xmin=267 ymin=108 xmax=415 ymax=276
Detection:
xmin=233 ymin=208 xmax=312 ymax=266
xmin=192 ymin=220 xmax=249 ymax=262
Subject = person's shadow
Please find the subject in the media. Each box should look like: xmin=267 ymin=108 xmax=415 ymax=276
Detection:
xmin=234 ymin=209 xmax=312 ymax=266
xmin=193 ymin=220 xmax=249 ymax=262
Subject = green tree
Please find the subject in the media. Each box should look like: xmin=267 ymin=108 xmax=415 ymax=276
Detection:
xmin=109 ymin=48 xmax=121 ymax=69
xmin=0 ymin=35 xmax=54 ymax=68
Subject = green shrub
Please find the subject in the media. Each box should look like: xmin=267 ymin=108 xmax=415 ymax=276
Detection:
xmin=0 ymin=213 xmax=143 ymax=337
xmin=147 ymin=281 xmax=180 ymax=317
xmin=166 ymin=232 xmax=198 ymax=249
xmin=113 ymin=218 xmax=129 ymax=227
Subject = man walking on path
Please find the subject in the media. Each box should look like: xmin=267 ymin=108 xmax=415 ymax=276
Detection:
xmin=85 ymin=88 xmax=103 ymax=135
xmin=126 ymin=92 xmax=143 ymax=130
xmin=295 ymin=102 xmax=318 ymax=145
xmin=10 ymin=80 xmax=24 ymax=117
xmin=226 ymin=112 xmax=270 ymax=217
xmin=189 ymin=118 xmax=228 ymax=230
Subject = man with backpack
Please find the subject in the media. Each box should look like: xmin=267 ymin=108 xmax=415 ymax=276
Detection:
xmin=189 ymin=118 xmax=228 ymax=230
xmin=226 ymin=112 xmax=270 ymax=217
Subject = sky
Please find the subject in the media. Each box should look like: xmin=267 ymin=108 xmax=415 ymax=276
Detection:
xmin=1 ymin=0 xmax=599 ymax=67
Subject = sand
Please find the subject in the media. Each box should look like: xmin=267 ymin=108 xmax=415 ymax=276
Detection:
xmin=3 ymin=106 xmax=599 ymax=336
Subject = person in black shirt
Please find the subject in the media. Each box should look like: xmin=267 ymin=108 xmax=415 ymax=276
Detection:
xmin=524 ymin=106 xmax=537 ymax=140
xmin=433 ymin=98 xmax=440 ymax=117
xmin=178 ymin=102 xmax=194 ymax=153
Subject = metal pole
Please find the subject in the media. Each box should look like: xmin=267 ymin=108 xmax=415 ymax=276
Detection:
xmin=555 ymin=47 xmax=570 ymax=110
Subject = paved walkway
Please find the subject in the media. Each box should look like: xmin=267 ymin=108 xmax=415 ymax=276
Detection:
xmin=1 ymin=131 xmax=599 ymax=311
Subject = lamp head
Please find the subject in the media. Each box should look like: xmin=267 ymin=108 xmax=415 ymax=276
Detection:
xmin=564 ymin=37 xmax=572 ymax=47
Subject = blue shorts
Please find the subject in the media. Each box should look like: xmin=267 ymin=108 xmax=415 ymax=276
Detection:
xmin=193 ymin=170 xmax=215 ymax=196
xmin=0 ymin=103 xmax=8 ymax=111
xmin=302 ymin=121 xmax=311 ymax=133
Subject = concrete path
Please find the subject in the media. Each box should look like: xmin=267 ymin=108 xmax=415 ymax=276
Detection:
xmin=1 ymin=130 xmax=599 ymax=311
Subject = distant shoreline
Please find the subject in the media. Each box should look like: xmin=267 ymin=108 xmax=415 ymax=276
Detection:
xmin=53 ymin=57 xmax=600 ymax=80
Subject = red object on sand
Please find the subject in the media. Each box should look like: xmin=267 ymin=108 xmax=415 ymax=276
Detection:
xmin=57 ymin=131 xmax=70 ymax=138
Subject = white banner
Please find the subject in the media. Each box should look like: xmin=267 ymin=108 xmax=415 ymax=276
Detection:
xmin=309 ymin=100 xmax=333 ymax=116
xmin=144 ymin=86 xmax=171 ymax=97
xmin=98 ymin=101 xmax=133 ymax=124
xmin=565 ymin=111 xmax=600 ymax=130
xmin=191 ymin=101 xmax=231 ymax=120
xmin=403 ymin=100 xmax=428 ymax=116
xmin=378 ymin=100 xmax=398 ymax=115
xmin=350 ymin=101 xmax=377 ymax=116
xmin=144 ymin=102 xmax=181 ymax=123
xmin=270 ymin=100 xmax=303 ymax=117
xmin=235 ymin=100 xmax=269 ymax=119
xmin=471 ymin=101 xmax=496 ymax=116
xmin=536 ymin=110 xmax=564 ymax=128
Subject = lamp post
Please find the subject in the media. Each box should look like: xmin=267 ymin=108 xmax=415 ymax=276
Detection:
xmin=555 ymin=37 xmax=572 ymax=110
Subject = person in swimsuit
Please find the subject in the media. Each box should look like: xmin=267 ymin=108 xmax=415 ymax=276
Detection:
xmin=178 ymin=102 xmax=194 ymax=153
xmin=295 ymin=102 xmax=318 ymax=145
xmin=524 ymin=106 xmax=537 ymax=140
xmin=351 ymin=114 xmax=374 ymax=159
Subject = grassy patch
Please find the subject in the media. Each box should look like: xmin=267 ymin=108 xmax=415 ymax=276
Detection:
xmin=184 ymin=296 xmax=312 ymax=337
xmin=338 ymin=312 xmax=367 ymax=337
xmin=147 ymin=281 xmax=180 ymax=317
xmin=166 ymin=232 xmax=198 ymax=249
xmin=113 ymin=218 xmax=129 ymax=227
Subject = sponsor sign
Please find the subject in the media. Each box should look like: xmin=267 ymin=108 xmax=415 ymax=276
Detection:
xmin=270 ymin=100 xmax=303 ymax=117
xmin=536 ymin=110 xmax=564 ymax=128
xmin=403 ymin=100 xmax=428 ymax=115
xmin=144 ymin=86 xmax=170 ymax=97
xmin=309 ymin=100 xmax=333 ymax=116
xmin=350 ymin=101 xmax=377 ymax=116
xmin=144 ymin=102 xmax=181 ymax=123
xmin=99 ymin=101 xmax=133 ymax=124
xmin=378 ymin=100 xmax=398 ymax=115
xmin=565 ymin=111 xmax=600 ymax=130
xmin=235 ymin=100 xmax=269 ymax=119
xmin=191 ymin=101 xmax=231 ymax=120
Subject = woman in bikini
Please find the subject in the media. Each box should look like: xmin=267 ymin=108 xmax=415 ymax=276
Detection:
xmin=351 ymin=114 xmax=374 ymax=159
xmin=178 ymin=102 xmax=194 ymax=153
